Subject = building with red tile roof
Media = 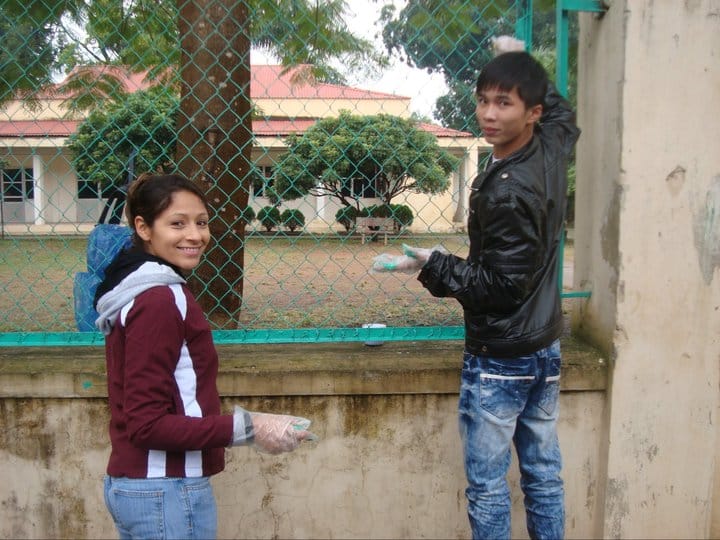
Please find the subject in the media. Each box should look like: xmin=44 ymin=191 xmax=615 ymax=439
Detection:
xmin=0 ymin=65 xmax=486 ymax=234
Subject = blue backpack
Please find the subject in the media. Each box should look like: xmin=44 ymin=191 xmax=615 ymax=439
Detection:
xmin=73 ymin=224 xmax=133 ymax=331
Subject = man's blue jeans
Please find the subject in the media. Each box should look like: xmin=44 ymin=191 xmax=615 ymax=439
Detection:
xmin=459 ymin=339 xmax=564 ymax=540
xmin=104 ymin=476 xmax=217 ymax=540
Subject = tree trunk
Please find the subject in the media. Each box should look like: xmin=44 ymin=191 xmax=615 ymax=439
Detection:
xmin=176 ymin=0 xmax=252 ymax=328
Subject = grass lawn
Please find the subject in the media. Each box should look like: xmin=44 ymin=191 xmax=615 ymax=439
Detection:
xmin=0 ymin=233 xmax=574 ymax=333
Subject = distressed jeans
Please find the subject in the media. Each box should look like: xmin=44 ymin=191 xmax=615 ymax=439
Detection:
xmin=459 ymin=339 xmax=564 ymax=540
xmin=104 ymin=476 xmax=217 ymax=540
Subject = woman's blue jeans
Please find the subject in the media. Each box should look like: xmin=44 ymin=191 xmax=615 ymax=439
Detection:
xmin=103 ymin=476 xmax=217 ymax=540
xmin=459 ymin=339 xmax=564 ymax=540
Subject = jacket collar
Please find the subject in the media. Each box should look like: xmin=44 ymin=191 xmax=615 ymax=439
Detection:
xmin=472 ymin=135 xmax=540 ymax=191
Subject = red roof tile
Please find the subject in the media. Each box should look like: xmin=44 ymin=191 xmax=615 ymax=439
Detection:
xmin=1 ymin=66 xmax=472 ymax=139
xmin=0 ymin=118 xmax=470 ymax=139
xmin=0 ymin=119 xmax=311 ymax=138
xmin=250 ymin=65 xmax=405 ymax=101
xmin=417 ymin=122 xmax=473 ymax=138
xmin=37 ymin=66 xmax=157 ymax=99
xmin=34 ymin=64 xmax=404 ymax=102
xmin=0 ymin=120 xmax=81 ymax=137
xmin=0 ymin=117 xmax=471 ymax=139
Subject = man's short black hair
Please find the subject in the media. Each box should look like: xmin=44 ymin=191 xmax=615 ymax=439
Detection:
xmin=475 ymin=52 xmax=548 ymax=108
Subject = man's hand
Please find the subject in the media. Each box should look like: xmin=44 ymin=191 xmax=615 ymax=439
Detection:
xmin=371 ymin=253 xmax=425 ymax=274
xmin=402 ymin=244 xmax=436 ymax=263
xmin=371 ymin=244 xmax=448 ymax=275
xmin=491 ymin=35 xmax=526 ymax=56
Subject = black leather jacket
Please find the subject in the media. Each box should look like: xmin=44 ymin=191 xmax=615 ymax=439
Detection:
xmin=418 ymin=85 xmax=580 ymax=357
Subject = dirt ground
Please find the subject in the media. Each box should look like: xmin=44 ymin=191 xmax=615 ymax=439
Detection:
xmin=0 ymin=234 xmax=575 ymax=332
xmin=237 ymin=235 xmax=469 ymax=329
xmin=238 ymin=234 xmax=575 ymax=331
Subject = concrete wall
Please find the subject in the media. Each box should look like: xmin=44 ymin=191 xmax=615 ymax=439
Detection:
xmin=0 ymin=340 xmax=606 ymax=539
xmin=574 ymin=1 xmax=720 ymax=537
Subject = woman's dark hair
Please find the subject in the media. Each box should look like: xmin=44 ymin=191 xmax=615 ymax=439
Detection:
xmin=475 ymin=51 xmax=548 ymax=108
xmin=125 ymin=173 xmax=210 ymax=246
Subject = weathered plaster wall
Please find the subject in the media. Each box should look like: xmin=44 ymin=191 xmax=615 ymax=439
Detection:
xmin=575 ymin=1 xmax=720 ymax=537
xmin=572 ymin=1 xmax=625 ymax=354
xmin=0 ymin=341 xmax=606 ymax=539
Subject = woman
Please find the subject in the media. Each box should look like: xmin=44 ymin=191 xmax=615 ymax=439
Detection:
xmin=94 ymin=173 xmax=313 ymax=539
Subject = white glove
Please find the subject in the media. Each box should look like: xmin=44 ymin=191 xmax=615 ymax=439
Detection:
xmin=491 ymin=35 xmax=526 ymax=56
xmin=371 ymin=244 xmax=448 ymax=274
xmin=251 ymin=411 xmax=317 ymax=454
xmin=231 ymin=406 xmax=317 ymax=454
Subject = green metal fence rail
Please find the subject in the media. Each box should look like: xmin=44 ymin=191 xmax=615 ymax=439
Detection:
xmin=0 ymin=0 xmax=589 ymax=347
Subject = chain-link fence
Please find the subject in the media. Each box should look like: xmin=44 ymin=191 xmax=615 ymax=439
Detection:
xmin=0 ymin=0 xmax=576 ymax=345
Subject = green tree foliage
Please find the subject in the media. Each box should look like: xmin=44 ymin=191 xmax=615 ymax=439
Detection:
xmin=250 ymin=0 xmax=388 ymax=83
xmin=273 ymin=112 xmax=460 ymax=209
xmin=67 ymin=90 xmax=178 ymax=187
xmin=0 ymin=0 xmax=177 ymax=107
xmin=0 ymin=4 xmax=62 ymax=103
xmin=0 ymin=0 xmax=385 ymax=107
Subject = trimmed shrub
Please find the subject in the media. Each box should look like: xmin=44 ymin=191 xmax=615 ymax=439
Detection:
xmin=257 ymin=206 xmax=281 ymax=232
xmin=390 ymin=204 xmax=414 ymax=230
xmin=281 ymin=208 xmax=305 ymax=232
xmin=335 ymin=206 xmax=359 ymax=232
xmin=359 ymin=204 xmax=392 ymax=218
xmin=239 ymin=206 xmax=256 ymax=226
xmin=373 ymin=204 xmax=392 ymax=218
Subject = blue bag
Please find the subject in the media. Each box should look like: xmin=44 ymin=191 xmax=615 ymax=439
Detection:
xmin=73 ymin=225 xmax=133 ymax=331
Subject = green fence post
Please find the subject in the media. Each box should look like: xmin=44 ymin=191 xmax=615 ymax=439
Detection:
xmin=556 ymin=0 xmax=607 ymax=97
xmin=556 ymin=0 xmax=605 ymax=300
xmin=515 ymin=0 xmax=534 ymax=50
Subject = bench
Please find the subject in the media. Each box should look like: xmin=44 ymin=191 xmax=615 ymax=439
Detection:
xmin=356 ymin=217 xmax=395 ymax=245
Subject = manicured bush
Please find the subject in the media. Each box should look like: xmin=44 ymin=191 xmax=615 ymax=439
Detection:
xmin=257 ymin=206 xmax=281 ymax=232
xmin=239 ymin=206 xmax=256 ymax=225
xmin=390 ymin=204 xmax=414 ymax=230
xmin=359 ymin=204 xmax=392 ymax=218
xmin=335 ymin=206 xmax=359 ymax=232
xmin=281 ymin=209 xmax=305 ymax=232
xmin=373 ymin=204 xmax=393 ymax=218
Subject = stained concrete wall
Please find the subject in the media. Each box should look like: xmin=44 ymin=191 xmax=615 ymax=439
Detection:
xmin=573 ymin=1 xmax=720 ymax=537
xmin=0 ymin=340 xmax=606 ymax=539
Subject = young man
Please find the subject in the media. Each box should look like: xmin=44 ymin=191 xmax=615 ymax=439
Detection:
xmin=373 ymin=37 xmax=580 ymax=539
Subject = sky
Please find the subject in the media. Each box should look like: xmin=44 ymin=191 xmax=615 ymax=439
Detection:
xmin=250 ymin=0 xmax=449 ymax=120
